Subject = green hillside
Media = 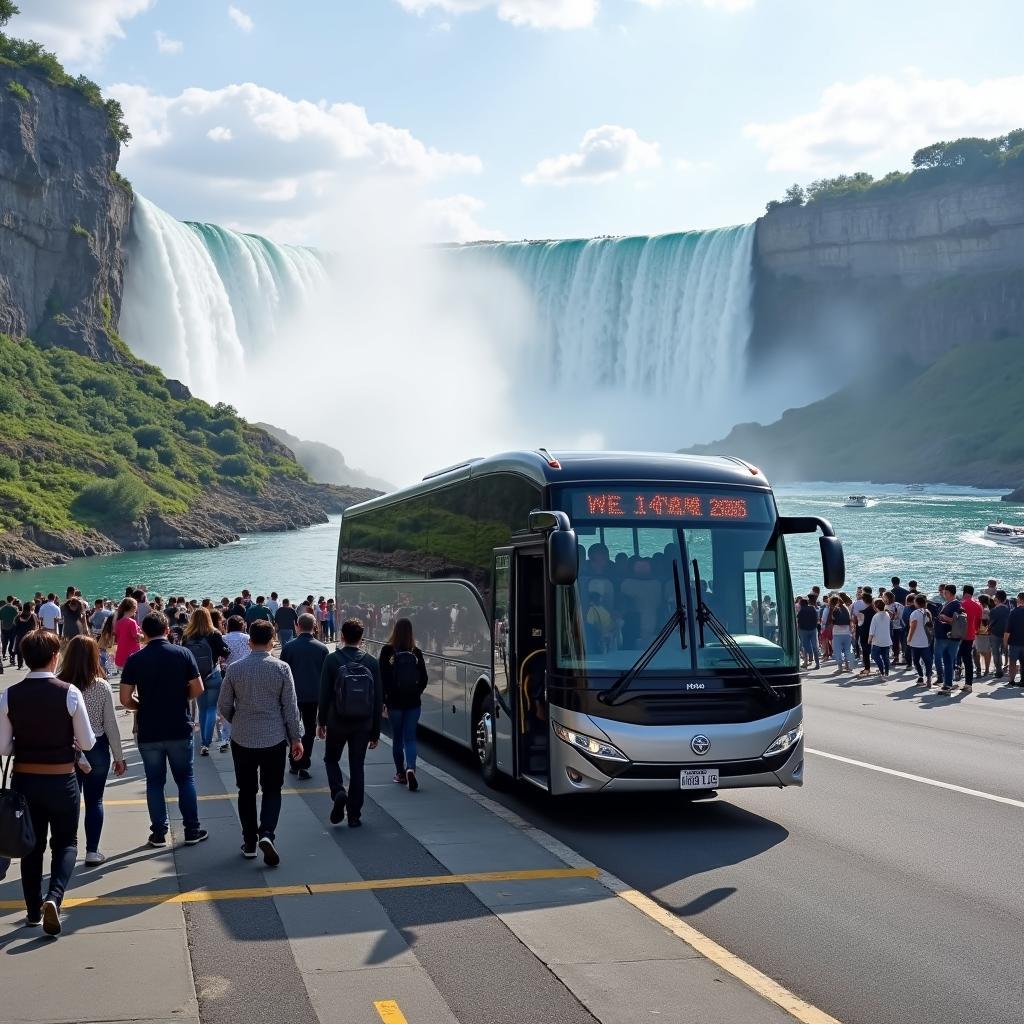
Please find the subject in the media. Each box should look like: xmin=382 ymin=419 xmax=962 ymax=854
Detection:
xmin=0 ymin=333 xmax=307 ymax=533
xmin=687 ymin=340 xmax=1024 ymax=488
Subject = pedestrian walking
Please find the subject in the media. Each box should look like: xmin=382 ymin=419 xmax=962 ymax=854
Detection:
xmin=0 ymin=595 xmax=18 ymax=666
xmin=0 ymin=629 xmax=96 ymax=936
xmin=797 ymin=597 xmax=820 ymax=670
xmin=274 ymin=598 xmax=298 ymax=647
xmin=829 ymin=595 xmax=853 ymax=672
xmin=182 ymin=608 xmax=231 ymax=757
xmin=12 ymin=602 xmax=38 ymax=670
xmin=218 ymin=621 xmax=303 ymax=866
xmin=868 ymin=598 xmax=892 ymax=677
xmin=380 ymin=617 xmax=429 ymax=791
xmin=317 ymin=618 xmax=383 ymax=829
xmin=113 ymin=597 xmax=143 ymax=671
xmin=958 ymin=584 xmax=982 ymax=693
xmin=279 ymin=613 xmax=328 ymax=780
xmin=37 ymin=594 xmax=61 ymax=634
xmin=906 ymin=594 xmax=934 ymax=686
xmin=119 ymin=613 xmax=208 ymax=848
xmin=58 ymin=636 xmax=127 ymax=865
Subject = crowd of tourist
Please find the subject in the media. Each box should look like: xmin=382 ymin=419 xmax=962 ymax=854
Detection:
xmin=0 ymin=584 xmax=427 ymax=938
xmin=794 ymin=575 xmax=1024 ymax=693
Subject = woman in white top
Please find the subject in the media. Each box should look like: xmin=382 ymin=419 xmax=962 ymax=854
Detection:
xmin=58 ymin=636 xmax=126 ymax=865
xmin=218 ymin=615 xmax=251 ymax=752
xmin=867 ymin=598 xmax=892 ymax=678
xmin=905 ymin=594 xmax=934 ymax=687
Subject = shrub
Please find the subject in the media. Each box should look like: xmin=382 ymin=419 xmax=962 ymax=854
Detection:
xmin=6 ymin=79 xmax=28 ymax=102
xmin=219 ymin=455 xmax=253 ymax=477
xmin=184 ymin=428 xmax=207 ymax=447
xmin=111 ymin=436 xmax=138 ymax=459
xmin=110 ymin=170 xmax=132 ymax=194
xmin=81 ymin=374 xmax=120 ymax=398
xmin=133 ymin=424 xmax=166 ymax=448
xmin=209 ymin=429 xmax=243 ymax=455
xmin=0 ymin=455 xmax=19 ymax=481
xmin=136 ymin=449 xmax=158 ymax=471
xmin=72 ymin=473 xmax=149 ymax=524
xmin=70 ymin=222 xmax=91 ymax=241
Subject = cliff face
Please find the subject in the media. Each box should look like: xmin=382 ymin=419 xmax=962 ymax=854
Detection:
xmin=751 ymin=172 xmax=1024 ymax=366
xmin=0 ymin=66 xmax=131 ymax=360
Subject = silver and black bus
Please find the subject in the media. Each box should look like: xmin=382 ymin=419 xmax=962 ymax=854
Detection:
xmin=335 ymin=451 xmax=844 ymax=796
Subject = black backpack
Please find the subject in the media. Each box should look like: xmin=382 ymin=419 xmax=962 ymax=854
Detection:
xmin=391 ymin=649 xmax=421 ymax=703
xmin=185 ymin=636 xmax=215 ymax=680
xmin=334 ymin=654 xmax=375 ymax=722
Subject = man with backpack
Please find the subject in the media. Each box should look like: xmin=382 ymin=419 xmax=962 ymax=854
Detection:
xmin=934 ymin=585 xmax=965 ymax=694
xmin=316 ymin=618 xmax=382 ymax=828
xmin=279 ymin=613 xmax=328 ymax=780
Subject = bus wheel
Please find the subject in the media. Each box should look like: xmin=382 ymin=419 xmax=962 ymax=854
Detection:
xmin=474 ymin=698 xmax=500 ymax=787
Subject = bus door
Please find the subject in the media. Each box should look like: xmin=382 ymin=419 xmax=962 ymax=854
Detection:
xmin=491 ymin=550 xmax=516 ymax=777
xmin=515 ymin=549 xmax=549 ymax=788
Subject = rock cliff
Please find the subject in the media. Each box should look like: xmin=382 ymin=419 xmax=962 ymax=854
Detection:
xmin=751 ymin=171 xmax=1024 ymax=366
xmin=0 ymin=65 xmax=131 ymax=360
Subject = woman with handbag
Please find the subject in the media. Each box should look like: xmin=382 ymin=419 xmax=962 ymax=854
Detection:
xmin=0 ymin=629 xmax=96 ymax=936
xmin=58 ymin=636 xmax=127 ymax=865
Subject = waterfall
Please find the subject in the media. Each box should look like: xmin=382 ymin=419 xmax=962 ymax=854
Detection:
xmin=120 ymin=196 xmax=330 ymax=398
xmin=119 ymin=197 xmax=757 ymax=469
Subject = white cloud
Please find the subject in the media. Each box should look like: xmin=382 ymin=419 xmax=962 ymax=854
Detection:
xmin=10 ymin=0 xmax=152 ymax=65
xmin=745 ymin=71 xmax=1024 ymax=174
xmin=395 ymin=0 xmax=597 ymax=30
xmin=106 ymin=81 xmax=483 ymax=240
xmin=155 ymin=30 xmax=183 ymax=54
xmin=633 ymin=0 xmax=755 ymax=10
xmin=675 ymin=157 xmax=713 ymax=172
xmin=523 ymin=125 xmax=660 ymax=186
xmin=227 ymin=4 xmax=254 ymax=32
xmin=420 ymin=194 xmax=505 ymax=242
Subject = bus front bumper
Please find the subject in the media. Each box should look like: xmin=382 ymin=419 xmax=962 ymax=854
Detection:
xmin=548 ymin=705 xmax=804 ymax=795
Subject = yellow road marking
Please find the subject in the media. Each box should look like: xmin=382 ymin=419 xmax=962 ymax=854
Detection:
xmin=104 ymin=787 xmax=332 ymax=806
xmin=374 ymin=1000 xmax=409 ymax=1024
xmin=0 ymin=867 xmax=597 ymax=911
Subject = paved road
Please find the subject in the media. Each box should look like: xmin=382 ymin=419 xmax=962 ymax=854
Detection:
xmin=415 ymin=665 xmax=1024 ymax=1024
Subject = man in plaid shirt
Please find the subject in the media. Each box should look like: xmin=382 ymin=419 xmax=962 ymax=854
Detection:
xmin=218 ymin=620 xmax=303 ymax=867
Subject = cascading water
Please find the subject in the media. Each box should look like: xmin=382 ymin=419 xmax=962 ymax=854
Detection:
xmin=118 ymin=196 xmax=758 ymax=476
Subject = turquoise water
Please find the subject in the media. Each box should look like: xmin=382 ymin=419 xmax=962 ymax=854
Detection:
xmin=3 ymin=484 xmax=1022 ymax=602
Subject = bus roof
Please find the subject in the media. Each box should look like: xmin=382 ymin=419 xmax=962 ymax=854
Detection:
xmin=343 ymin=450 xmax=770 ymax=518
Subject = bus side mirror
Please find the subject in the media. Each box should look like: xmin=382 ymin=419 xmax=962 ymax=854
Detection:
xmin=548 ymin=530 xmax=579 ymax=587
xmin=819 ymin=537 xmax=845 ymax=590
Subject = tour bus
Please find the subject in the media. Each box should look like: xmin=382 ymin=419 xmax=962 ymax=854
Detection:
xmin=335 ymin=451 xmax=844 ymax=796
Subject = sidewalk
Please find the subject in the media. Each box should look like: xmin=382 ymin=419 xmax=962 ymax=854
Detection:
xmin=1 ymin=669 xmax=808 ymax=1024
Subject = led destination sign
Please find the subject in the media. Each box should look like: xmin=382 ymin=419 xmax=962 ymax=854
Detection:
xmin=569 ymin=489 xmax=765 ymax=522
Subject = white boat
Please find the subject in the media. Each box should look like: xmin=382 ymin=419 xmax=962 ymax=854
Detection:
xmin=906 ymin=484 xmax=925 ymax=493
xmin=844 ymin=495 xmax=869 ymax=508
xmin=984 ymin=523 xmax=1024 ymax=546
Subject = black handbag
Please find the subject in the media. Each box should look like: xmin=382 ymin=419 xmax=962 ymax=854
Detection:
xmin=0 ymin=756 xmax=36 ymax=858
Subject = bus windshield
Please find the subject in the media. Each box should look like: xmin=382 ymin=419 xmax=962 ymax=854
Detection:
xmin=555 ymin=487 xmax=796 ymax=675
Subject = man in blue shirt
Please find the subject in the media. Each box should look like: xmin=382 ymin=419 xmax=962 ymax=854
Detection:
xmin=934 ymin=585 xmax=962 ymax=694
xmin=120 ymin=613 xmax=208 ymax=848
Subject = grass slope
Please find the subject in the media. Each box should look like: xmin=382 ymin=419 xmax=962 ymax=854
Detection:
xmin=0 ymin=333 xmax=308 ymax=533
xmin=687 ymin=341 xmax=1024 ymax=487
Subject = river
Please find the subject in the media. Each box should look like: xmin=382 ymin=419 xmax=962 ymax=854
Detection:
xmin=3 ymin=483 xmax=1022 ymax=601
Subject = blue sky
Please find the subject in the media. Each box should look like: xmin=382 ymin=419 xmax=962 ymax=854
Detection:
xmin=12 ymin=0 xmax=1024 ymax=243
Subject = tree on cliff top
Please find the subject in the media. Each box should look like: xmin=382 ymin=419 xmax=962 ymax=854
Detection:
xmin=0 ymin=3 xmax=131 ymax=144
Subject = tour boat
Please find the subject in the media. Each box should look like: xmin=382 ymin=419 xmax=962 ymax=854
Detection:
xmin=984 ymin=523 xmax=1024 ymax=546
xmin=905 ymin=484 xmax=925 ymax=493
xmin=844 ymin=495 xmax=869 ymax=508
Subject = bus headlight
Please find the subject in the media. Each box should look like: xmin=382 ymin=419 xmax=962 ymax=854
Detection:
xmin=552 ymin=722 xmax=629 ymax=762
xmin=763 ymin=723 xmax=803 ymax=757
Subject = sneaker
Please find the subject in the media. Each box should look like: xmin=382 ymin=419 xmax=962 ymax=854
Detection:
xmin=219 ymin=742 xmax=229 ymax=753
xmin=392 ymin=771 xmax=407 ymax=785
xmin=995 ymin=670 xmax=1005 ymax=679
xmin=329 ymin=793 xmax=347 ymax=825
xmin=258 ymin=836 xmax=280 ymax=867
xmin=84 ymin=851 xmax=106 ymax=866
xmin=347 ymin=817 xmax=362 ymax=828
xmin=937 ymin=687 xmax=953 ymax=694
xmin=183 ymin=829 xmax=209 ymax=846
xmin=297 ymin=769 xmax=312 ymax=781
xmin=406 ymin=769 xmax=419 ymax=792
xmin=147 ymin=832 xmax=168 ymax=848
xmin=41 ymin=899 xmax=61 ymax=937
xmin=960 ymin=685 xmax=973 ymax=693
xmin=240 ymin=843 xmax=257 ymax=859
xmin=200 ymin=746 xmax=209 ymax=757
xmin=288 ymin=766 xmax=299 ymax=775
xmin=24 ymin=912 xmax=41 ymax=928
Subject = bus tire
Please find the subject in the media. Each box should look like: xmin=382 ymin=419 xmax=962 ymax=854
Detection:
xmin=473 ymin=690 xmax=501 ymax=788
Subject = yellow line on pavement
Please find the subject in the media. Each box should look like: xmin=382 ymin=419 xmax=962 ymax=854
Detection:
xmin=374 ymin=1000 xmax=409 ymax=1024
xmin=0 ymin=867 xmax=597 ymax=911
xmin=104 ymin=787 xmax=332 ymax=806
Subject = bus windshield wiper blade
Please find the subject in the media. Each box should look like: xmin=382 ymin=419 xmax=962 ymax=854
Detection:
xmin=597 ymin=607 xmax=685 ymax=706
xmin=691 ymin=559 xmax=781 ymax=704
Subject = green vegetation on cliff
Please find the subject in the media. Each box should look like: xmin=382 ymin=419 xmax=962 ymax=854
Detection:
xmin=0 ymin=3 xmax=130 ymax=143
xmin=767 ymin=130 xmax=1024 ymax=212
xmin=0 ymin=333 xmax=309 ymax=533
xmin=686 ymin=340 xmax=1023 ymax=488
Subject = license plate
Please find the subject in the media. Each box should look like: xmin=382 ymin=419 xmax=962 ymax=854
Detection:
xmin=680 ymin=768 xmax=719 ymax=789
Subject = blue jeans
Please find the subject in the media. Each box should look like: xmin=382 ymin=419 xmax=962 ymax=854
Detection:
xmin=137 ymin=736 xmax=200 ymax=836
xmin=934 ymin=636 xmax=959 ymax=687
xmin=278 ymin=629 xmax=294 ymax=647
xmin=799 ymin=629 xmax=819 ymax=667
xmin=871 ymin=644 xmax=890 ymax=675
xmin=910 ymin=645 xmax=933 ymax=679
xmin=198 ymin=669 xmax=222 ymax=748
xmin=832 ymin=632 xmax=853 ymax=668
xmin=389 ymin=706 xmax=421 ymax=772
xmin=77 ymin=733 xmax=111 ymax=852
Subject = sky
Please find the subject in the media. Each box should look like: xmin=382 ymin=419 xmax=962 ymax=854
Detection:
xmin=11 ymin=0 xmax=1024 ymax=245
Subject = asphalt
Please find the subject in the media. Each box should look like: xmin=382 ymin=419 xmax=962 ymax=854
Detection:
xmin=415 ymin=661 xmax=1024 ymax=1024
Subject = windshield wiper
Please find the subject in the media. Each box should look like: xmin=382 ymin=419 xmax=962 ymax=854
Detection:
xmin=691 ymin=559 xmax=781 ymax=704
xmin=598 ymin=562 xmax=687 ymax=707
